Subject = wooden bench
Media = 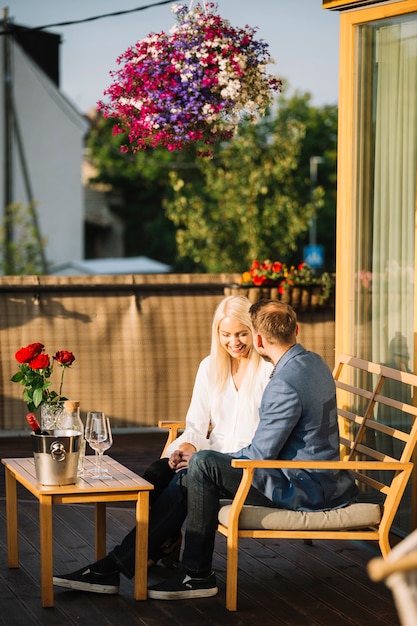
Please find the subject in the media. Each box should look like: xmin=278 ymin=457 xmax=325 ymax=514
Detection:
xmin=159 ymin=354 xmax=417 ymax=611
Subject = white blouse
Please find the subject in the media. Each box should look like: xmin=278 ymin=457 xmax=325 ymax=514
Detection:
xmin=163 ymin=356 xmax=273 ymax=457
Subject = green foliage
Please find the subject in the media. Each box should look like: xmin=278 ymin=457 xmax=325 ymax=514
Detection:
xmin=11 ymin=365 xmax=54 ymax=411
xmin=86 ymin=91 xmax=337 ymax=273
xmin=276 ymin=91 xmax=338 ymax=269
xmin=0 ymin=203 xmax=47 ymax=275
xmin=165 ymin=104 xmax=325 ymax=272
xmin=86 ymin=115 xmax=198 ymax=264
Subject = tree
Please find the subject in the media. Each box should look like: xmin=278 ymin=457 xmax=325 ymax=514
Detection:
xmin=86 ymin=91 xmax=337 ymax=273
xmin=276 ymin=91 xmax=338 ymax=270
xmin=165 ymin=99 xmax=326 ymax=272
xmin=0 ymin=203 xmax=47 ymax=275
xmin=86 ymin=114 xmax=198 ymax=265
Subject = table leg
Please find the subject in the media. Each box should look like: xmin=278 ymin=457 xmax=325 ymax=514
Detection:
xmin=39 ymin=495 xmax=54 ymax=608
xmin=95 ymin=502 xmax=107 ymax=560
xmin=5 ymin=468 xmax=18 ymax=568
xmin=134 ymin=490 xmax=150 ymax=601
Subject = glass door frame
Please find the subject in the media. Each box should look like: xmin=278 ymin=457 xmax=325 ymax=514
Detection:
xmin=335 ymin=0 xmax=417 ymax=531
xmin=336 ymin=0 xmax=417 ymax=367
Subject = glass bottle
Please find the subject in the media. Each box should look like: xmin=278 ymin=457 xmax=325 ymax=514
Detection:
xmin=59 ymin=400 xmax=85 ymax=476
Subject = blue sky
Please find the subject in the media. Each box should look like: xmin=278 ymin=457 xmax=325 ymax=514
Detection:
xmin=7 ymin=0 xmax=340 ymax=114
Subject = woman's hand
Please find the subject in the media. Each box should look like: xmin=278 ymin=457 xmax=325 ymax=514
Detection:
xmin=168 ymin=443 xmax=196 ymax=471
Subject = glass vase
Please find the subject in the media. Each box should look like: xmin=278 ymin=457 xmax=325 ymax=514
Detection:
xmin=40 ymin=401 xmax=64 ymax=431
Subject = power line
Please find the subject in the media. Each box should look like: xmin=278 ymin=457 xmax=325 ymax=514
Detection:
xmin=0 ymin=0 xmax=174 ymax=34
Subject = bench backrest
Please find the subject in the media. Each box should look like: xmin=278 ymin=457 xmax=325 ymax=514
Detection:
xmin=333 ymin=354 xmax=417 ymax=527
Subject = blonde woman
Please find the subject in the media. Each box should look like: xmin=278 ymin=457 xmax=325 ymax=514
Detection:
xmin=162 ymin=294 xmax=273 ymax=466
xmin=54 ymin=295 xmax=273 ymax=594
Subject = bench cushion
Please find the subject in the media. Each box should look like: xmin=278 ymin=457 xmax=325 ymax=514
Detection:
xmin=218 ymin=502 xmax=382 ymax=531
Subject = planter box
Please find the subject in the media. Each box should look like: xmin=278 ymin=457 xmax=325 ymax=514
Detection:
xmin=224 ymin=283 xmax=334 ymax=312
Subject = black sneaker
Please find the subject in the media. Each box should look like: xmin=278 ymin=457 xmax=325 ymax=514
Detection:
xmin=53 ymin=565 xmax=120 ymax=594
xmin=148 ymin=568 xmax=218 ymax=600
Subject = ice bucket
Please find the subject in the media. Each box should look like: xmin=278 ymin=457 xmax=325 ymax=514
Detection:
xmin=31 ymin=430 xmax=82 ymax=485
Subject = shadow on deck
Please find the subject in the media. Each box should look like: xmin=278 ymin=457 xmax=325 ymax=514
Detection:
xmin=0 ymin=431 xmax=399 ymax=626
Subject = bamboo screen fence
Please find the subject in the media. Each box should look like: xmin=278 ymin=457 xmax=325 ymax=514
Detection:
xmin=0 ymin=274 xmax=335 ymax=431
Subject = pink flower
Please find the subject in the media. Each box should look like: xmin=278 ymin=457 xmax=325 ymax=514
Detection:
xmin=97 ymin=3 xmax=281 ymax=156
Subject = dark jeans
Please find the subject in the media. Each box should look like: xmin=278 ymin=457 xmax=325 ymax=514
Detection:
xmin=109 ymin=450 xmax=276 ymax=578
xmin=143 ymin=457 xmax=175 ymax=504
xmin=109 ymin=463 xmax=188 ymax=577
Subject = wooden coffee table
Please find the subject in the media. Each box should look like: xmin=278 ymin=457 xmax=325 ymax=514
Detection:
xmin=2 ymin=455 xmax=154 ymax=607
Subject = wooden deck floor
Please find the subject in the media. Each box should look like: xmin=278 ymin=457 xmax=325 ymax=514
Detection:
xmin=0 ymin=431 xmax=400 ymax=626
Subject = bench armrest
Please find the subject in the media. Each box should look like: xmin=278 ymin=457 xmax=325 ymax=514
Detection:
xmin=230 ymin=459 xmax=412 ymax=470
xmin=158 ymin=420 xmax=186 ymax=457
xmin=226 ymin=459 xmax=414 ymax=531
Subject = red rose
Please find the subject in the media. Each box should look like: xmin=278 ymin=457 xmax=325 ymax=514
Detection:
xmin=298 ymin=262 xmax=306 ymax=271
xmin=54 ymin=350 xmax=75 ymax=366
xmin=271 ymin=262 xmax=283 ymax=273
xmin=250 ymin=260 xmax=260 ymax=270
xmin=12 ymin=342 xmax=76 ymax=412
xmin=15 ymin=342 xmax=44 ymax=364
xmin=28 ymin=353 xmax=50 ymax=370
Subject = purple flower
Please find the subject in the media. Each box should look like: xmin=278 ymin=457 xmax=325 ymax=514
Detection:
xmin=98 ymin=2 xmax=282 ymax=156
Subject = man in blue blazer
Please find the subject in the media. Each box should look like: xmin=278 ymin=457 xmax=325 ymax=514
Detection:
xmin=147 ymin=299 xmax=358 ymax=599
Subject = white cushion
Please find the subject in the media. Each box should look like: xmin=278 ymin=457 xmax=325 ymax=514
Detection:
xmin=218 ymin=502 xmax=382 ymax=531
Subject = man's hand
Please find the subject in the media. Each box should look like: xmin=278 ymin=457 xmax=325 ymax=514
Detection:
xmin=168 ymin=443 xmax=196 ymax=471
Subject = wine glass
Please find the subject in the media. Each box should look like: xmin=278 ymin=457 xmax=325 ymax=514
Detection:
xmin=85 ymin=412 xmax=113 ymax=479
xmin=84 ymin=412 xmax=98 ymax=474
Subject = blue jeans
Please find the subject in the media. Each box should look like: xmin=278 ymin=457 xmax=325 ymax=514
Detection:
xmin=109 ymin=450 xmax=276 ymax=578
xmin=182 ymin=450 xmax=276 ymax=575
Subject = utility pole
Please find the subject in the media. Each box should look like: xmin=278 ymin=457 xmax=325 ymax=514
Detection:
xmin=309 ymin=155 xmax=324 ymax=247
xmin=3 ymin=7 xmax=14 ymax=273
xmin=303 ymin=155 xmax=325 ymax=269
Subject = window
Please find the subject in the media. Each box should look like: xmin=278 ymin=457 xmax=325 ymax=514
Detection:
xmin=337 ymin=5 xmax=417 ymax=534
xmin=354 ymin=14 xmax=417 ymax=374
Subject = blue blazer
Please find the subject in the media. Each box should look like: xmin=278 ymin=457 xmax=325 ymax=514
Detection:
xmin=232 ymin=344 xmax=358 ymax=511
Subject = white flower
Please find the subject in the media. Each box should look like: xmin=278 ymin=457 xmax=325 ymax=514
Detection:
xmin=220 ymin=83 xmax=241 ymax=99
xmin=245 ymin=101 xmax=257 ymax=112
xmin=119 ymin=97 xmax=143 ymax=111
xmin=100 ymin=2 xmax=280 ymax=155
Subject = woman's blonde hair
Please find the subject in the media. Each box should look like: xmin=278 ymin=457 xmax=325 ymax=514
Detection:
xmin=208 ymin=295 xmax=262 ymax=397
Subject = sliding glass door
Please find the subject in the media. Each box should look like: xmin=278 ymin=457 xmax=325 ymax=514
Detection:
xmin=354 ymin=15 xmax=417 ymax=373
xmin=337 ymin=3 xmax=417 ymax=534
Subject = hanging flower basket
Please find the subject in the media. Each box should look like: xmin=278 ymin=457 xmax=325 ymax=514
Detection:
xmin=98 ymin=2 xmax=281 ymax=156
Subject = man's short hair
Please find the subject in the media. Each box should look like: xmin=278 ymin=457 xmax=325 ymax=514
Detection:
xmin=249 ymin=299 xmax=297 ymax=344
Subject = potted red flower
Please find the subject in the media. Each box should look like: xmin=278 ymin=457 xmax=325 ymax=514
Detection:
xmin=11 ymin=343 xmax=75 ymax=413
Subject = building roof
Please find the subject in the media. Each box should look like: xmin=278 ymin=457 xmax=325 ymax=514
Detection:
xmin=49 ymin=257 xmax=172 ymax=276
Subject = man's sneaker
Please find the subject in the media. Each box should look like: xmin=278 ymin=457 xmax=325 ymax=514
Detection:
xmin=148 ymin=568 xmax=218 ymax=600
xmin=53 ymin=565 xmax=120 ymax=594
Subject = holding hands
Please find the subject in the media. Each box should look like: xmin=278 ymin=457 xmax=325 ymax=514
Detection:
xmin=168 ymin=443 xmax=196 ymax=471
